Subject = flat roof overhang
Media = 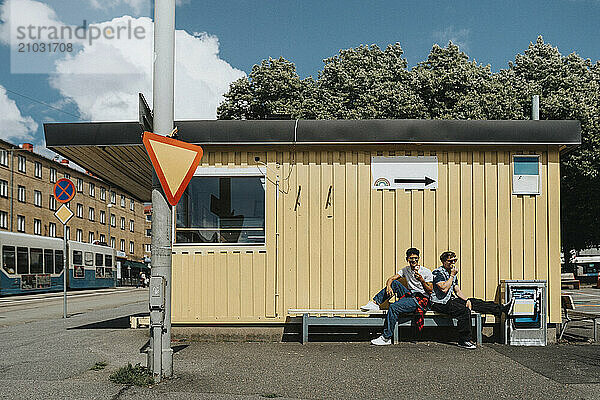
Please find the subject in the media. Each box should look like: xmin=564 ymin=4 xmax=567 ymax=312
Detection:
xmin=44 ymin=119 xmax=582 ymax=202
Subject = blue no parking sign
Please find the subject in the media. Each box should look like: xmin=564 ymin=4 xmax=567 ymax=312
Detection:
xmin=53 ymin=178 xmax=75 ymax=203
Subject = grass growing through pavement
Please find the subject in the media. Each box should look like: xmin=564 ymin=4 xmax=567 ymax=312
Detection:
xmin=90 ymin=361 xmax=108 ymax=371
xmin=109 ymin=363 xmax=154 ymax=386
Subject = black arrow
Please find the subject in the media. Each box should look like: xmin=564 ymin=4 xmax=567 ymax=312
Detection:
xmin=394 ymin=177 xmax=436 ymax=186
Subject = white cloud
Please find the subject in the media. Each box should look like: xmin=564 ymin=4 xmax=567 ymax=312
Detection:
xmin=0 ymin=85 xmax=39 ymax=141
xmin=0 ymin=0 xmax=62 ymax=45
xmin=49 ymin=15 xmax=246 ymax=120
xmin=0 ymin=0 xmax=246 ymax=121
xmin=433 ymin=26 xmax=471 ymax=53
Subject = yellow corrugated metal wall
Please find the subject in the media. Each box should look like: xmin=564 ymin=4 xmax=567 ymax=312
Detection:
xmin=172 ymin=146 xmax=562 ymax=324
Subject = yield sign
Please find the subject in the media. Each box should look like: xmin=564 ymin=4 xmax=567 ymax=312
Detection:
xmin=142 ymin=131 xmax=204 ymax=206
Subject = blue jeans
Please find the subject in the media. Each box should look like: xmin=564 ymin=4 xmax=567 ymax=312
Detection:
xmin=373 ymin=280 xmax=418 ymax=339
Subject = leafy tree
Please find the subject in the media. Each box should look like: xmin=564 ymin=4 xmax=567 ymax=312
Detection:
xmin=315 ymin=44 xmax=426 ymax=119
xmin=217 ymin=57 xmax=310 ymax=119
xmin=218 ymin=37 xmax=600 ymax=251
xmin=508 ymin=38 xmax=600 ymax=252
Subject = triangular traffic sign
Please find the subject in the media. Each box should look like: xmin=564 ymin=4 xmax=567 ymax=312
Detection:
xmin=142 ymin=131 xmax=204 ymax=206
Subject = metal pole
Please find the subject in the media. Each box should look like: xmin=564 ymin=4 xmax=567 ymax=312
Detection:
xmin=148 ymin=0 xmax=175 ymax=380
xmin=532 ymin=95 xmax=540 ymax=120
xmin=63 ymin=223 xmax=68 ymax=318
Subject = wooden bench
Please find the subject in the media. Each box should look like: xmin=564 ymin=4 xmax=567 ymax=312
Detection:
xmin=559 ymin=294 xmax=600 ymax=341
xmin=561 ymin=273 xmax=580 ymax=289
xmin=288 ymin=309 xmax=483 ymax=345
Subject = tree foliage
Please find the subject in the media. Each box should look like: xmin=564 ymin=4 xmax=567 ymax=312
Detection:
xmin=217 ymin=37 xmax=600 ymax=251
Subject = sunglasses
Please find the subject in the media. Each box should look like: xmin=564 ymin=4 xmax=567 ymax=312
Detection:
xmin=447 ymin=259 xmax=458 ymax=263
xmin=407 ymin=256 xmax=419 ymax=260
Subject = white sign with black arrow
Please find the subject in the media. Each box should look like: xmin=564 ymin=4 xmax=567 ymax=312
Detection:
xmin=371 ymin=156 xmax=438 ymax=190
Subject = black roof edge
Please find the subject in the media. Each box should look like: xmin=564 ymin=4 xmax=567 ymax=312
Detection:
xmin=44 ymin=119 xmax=582 ymax=147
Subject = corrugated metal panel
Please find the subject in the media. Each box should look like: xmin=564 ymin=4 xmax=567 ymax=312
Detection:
xmin=171 ymin=146 xmax=563 ymax=324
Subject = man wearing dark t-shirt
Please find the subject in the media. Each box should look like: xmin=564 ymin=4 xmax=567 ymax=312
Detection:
xmin=430 ymin=251 xmax=514 ymax=349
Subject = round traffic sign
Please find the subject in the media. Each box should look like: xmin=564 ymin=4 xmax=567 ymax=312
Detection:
xmin=53 ymin=178 xmax=76 ymax=203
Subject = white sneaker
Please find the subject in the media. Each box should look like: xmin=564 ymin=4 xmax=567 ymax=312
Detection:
xmin=371 ymin=335 xmax=392 ymax=346
xmin=360 ymin=300 xmax=380 ymax=312
xmin=457 ymin=341 xmax=476 ymax=349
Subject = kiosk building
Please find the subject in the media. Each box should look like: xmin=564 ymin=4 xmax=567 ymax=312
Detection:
xmin=45 ymin=119 xmax=581 ymax=331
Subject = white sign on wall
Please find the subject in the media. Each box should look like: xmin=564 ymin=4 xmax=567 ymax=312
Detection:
xmin=371 ymin=156 xmax=438 ymax=190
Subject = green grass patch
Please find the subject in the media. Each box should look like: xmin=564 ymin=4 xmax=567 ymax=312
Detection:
xmin=109 ymin=363 xmax=154 ymax=387
xmin=90 ymin=361 xmax=108 ymax=371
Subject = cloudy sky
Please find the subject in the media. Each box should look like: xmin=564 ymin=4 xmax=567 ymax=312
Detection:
xmin=0 ymin=0 xmax=599 ymax=155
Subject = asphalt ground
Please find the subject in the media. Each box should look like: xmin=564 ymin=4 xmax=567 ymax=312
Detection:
xmin=0 ymin=287 xmax=598 ymax=399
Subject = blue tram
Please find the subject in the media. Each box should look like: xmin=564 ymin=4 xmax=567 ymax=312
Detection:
xmin=0 ymin=231 xmax=116 ymax=295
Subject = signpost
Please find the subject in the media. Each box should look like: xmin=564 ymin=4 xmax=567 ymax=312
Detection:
xmin=53 ymin=179 xmax=75 ymax=319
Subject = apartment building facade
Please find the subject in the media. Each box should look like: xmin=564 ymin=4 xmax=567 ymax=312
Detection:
xmin=0 ymin=139 xmax=150 ymax=262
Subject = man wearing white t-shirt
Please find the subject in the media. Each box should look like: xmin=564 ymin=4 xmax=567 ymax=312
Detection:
xmin=361 ymin=247 xmax=433 ymax=345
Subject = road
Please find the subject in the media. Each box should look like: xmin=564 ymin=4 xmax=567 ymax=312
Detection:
xmin=0 ymin=287 xmax=598 ymax=399
xmin=0 ymin=287 xmax=148 ymax=327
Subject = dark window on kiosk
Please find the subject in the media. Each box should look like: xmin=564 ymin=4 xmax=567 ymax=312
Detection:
xmin=44 ymin=249 xmax=54 ymax=274
xmin=30 ymin=248 xmax=43 ymax=274
xmin=95 ymin=253 xmax=103 ymax=266
xmin=176 ymin=176 xmax=266 ymax=244
xmin=3 ymin=246 xmax=16 ymax=274
xmin=17 ymin=247 xmax=29 ymax=274
xmin=105 ymin=255 xmax=112 ymax=267
xmin=73 ymin=250 xmax=82 ymax=265
xmin=55 ymin=250 xmax=64 ymax=274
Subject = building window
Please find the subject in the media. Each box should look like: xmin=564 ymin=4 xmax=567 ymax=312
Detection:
xmin=34 ymin=161 xmax=42 ymax=178
xmin=110 ymin=237 xmax=116 ymax=248
xmin=17 ymin=215 xmax=25 ymax=232
xmin=50 ymin=167 xmax=57 ymax=183
xmin=77 ymin=178 xmax=83 ymax=192
xmin=130 ymin=198 xmax=135 ymax=211
xmin=0 ymin=211 xmax=8 ymax=229
xmin=89 ymin=207 xmax=95 ymax=221
xmin=100 ymin=210 xmax=106 ymax=224
xmin=145 ymin=244 xmax=151 ymax=253
xmin=100 ymin=187 xmax=106 ymax=201
xmin=145 ymin=214 xmax=152 ymax=222
xmin=49 ymin=222 xmax=56 ymax=237
xmin=110 ymin=213 xmax=116 ymax=227
xmin=34 ymin=190 xmax=42 ymax=207
xmin=17 ymin=155 xmax=26 ymax=173
xmin=145 ymin=228 xmax=151 ymax=237
xmin=110 ymin=191 xmax=116 ymax=204
xmin=64 ymin=172 xmax=70 ymax=179
xmin=0 ymin=149 xmax=7 ymax=167
xmin=0 ymin=179 xmax=7 ymax=198
xmin=88 ymin=231 xmax=94 ymax=243
xmin=89 ymin=182 xmax=95 ymax=197
xmin=76 ymin=203 xmax=83 ymax=218
xmin=120 ymin=195 xmax=125 ymax=207
xmin=17 ymin=186 xmax=26 ymax=203
xmin=34 ymin=219 xmax=41 ymax=235
xmin=120 ymin=239 xmax=125 ymax=252
xmin=120 ymin=217 xmax=125 ymax=230
xmin=66 ymin=226 xmax=70 ymax=240
xmin=99 ymin=234 xmax=106 ymax=243
xmin=176 ymin=175 xmax=266 ymax=244
xmin=76 ymin=229 xmax=83 ymax=242
xmin=49 ymin=195 xmax=57 ymax=211
xmin=129 ymin=241 xmax=134 ymax=254
xmin=129 ymin=219 xmax=134 ymax=232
